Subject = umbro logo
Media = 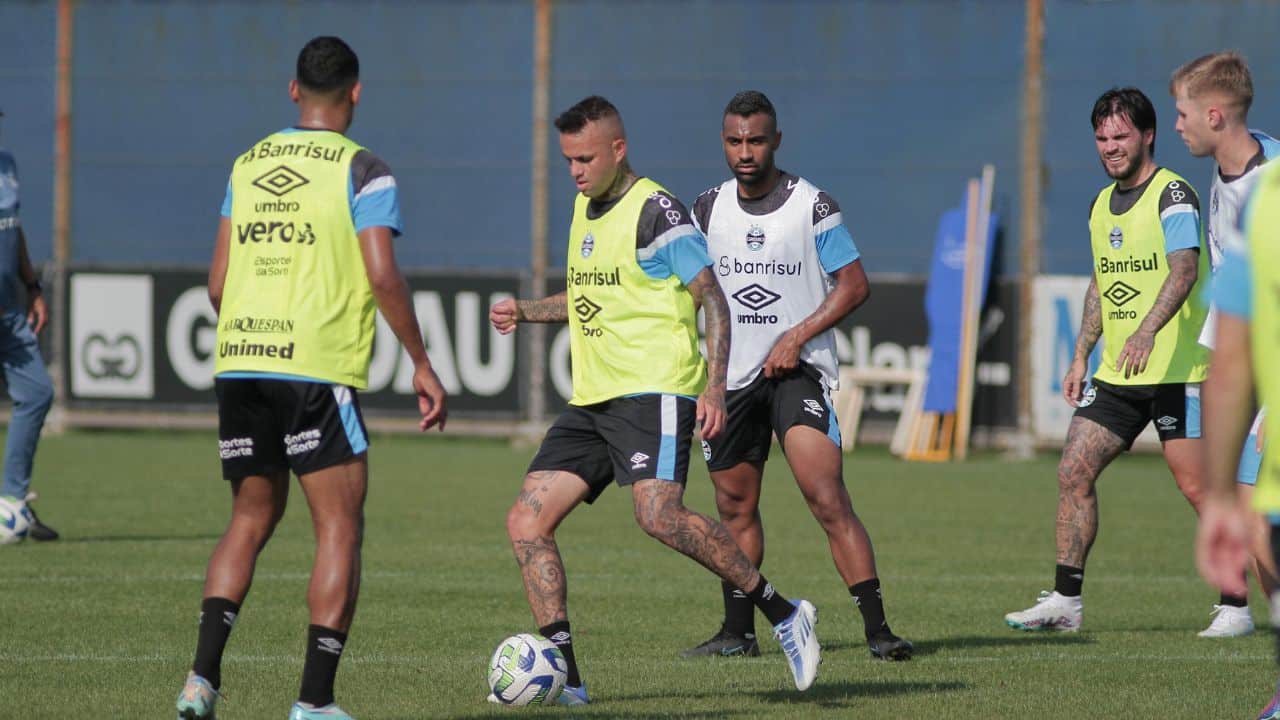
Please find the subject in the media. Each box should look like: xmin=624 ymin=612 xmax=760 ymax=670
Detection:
xmin=222 ymin=611 xmax=238 ymax=627
xmin=574 ymin=295 xmax=602 ymax=323
xmin=1102 ymin=281 xmax=1140 ymax=307
xmin=317 ymin=637 xmax=344 ymax=655
xmin=731 ymin=283 xmax=781 ymax=311
xmin=548 ymin=631 xmax=571 ymax=644
xmin=252 ymin=165 xmax=309 ymax=197
xmin=1157 ymin=415 xmax=1178 ymax=428
xmin=630 ymin=452 xmax=650 ymax=469
xmin=802 ymin=399 xmax=824 ymax=417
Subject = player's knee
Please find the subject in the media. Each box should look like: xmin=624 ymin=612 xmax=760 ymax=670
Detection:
xmin=807 ymin=491 xmax=853 ymax=528
xmin=506 ymin=501 xmax=540 ymax=541
xmin=714 ymin=491 xmax=755 ymax=526
xmin=633 ymin=499 xmax=677 ymax=540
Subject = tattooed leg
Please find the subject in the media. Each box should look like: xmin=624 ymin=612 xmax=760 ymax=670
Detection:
xmin=631 ymin=479 xmax=761 ymax=592
xmin=1056 ymin=417 xmax=1126 ymax=568
xmin=505 ymin=470 xmax=590 ymax=627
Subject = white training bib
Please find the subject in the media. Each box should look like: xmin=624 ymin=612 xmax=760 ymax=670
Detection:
xmin=700 ymin=175 xmax=841 ymax=390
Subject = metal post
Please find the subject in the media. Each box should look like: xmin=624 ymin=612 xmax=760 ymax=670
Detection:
xmin=48 ymin=0 xmax=74 ymax=432
xmin=526 ymin=0 xmax=552 ymax=427
xmin=1014 ymin=0 xmax=1044 ymax=458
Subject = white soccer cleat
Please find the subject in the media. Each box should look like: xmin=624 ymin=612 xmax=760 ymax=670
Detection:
xmin=1005 ymin=591 xmax=1082 ymax=632
xmin=772 ymin=600 xmax=820 ymax=691
xmin=1198 ymin=604 xmax=1255 ymax=638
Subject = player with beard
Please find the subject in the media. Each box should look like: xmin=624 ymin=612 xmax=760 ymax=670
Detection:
xmin=1006 ymin=87 xmax=1210 ymax=631
xmin=679 ymin=91 xmax=912 ymax=661
xmin=1171 ymin=51 xmax=1280 ymax=638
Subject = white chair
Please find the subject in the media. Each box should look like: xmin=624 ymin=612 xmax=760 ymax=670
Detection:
xmin=833 ymin=366 xmax=927 ymax=456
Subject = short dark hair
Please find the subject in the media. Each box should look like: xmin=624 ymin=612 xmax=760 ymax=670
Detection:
xmin=296 ymin=36 xmax=359 ymax=96
xmin=724 ymin=90 xmax=776 ymax=125
xmin=554 ymin=95 xmax=620 ymax=133
xmin=1091 ymin=87 xmax=1157 ymax=155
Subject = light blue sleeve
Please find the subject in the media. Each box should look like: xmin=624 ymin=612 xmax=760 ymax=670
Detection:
xmin=816 ymin=224 xmax=860 ymax=274
xmin=220 ymin=177 xmax=232 ymax=218
xmin=348 ymin=176 xmax=402 ymax=236
xmin=1161 ymin=210 xmax=1200 ymax=253
xmin=1213 ymin=242 xmax=1251 ymax=319
xmin=638 ymin=231 xmax=713 ymax=285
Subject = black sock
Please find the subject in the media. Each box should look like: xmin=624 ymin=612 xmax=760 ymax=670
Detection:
xmin=539 ymin=621 xmax=581 ymax=688
xmin=298 ymin=625 xmax=347 ymax=707
xmin=850 ymin=578 xmax=891 ymax=640
xmin=745 ymin=576 xmax=794 ymax=627
xmin=191 ymin=597 xmax=239 ymax=690
xmin=721 ymin=581 xmax=756 ymax=638
xmin=1222 ymin=590 xmax=1249 ymax=608
xmin=1055 ymin=564 xmax=1084 ymax=598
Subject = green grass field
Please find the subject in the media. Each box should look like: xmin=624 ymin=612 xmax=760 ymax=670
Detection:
xmin=0 ymin=430 xmax=1274 ymax=718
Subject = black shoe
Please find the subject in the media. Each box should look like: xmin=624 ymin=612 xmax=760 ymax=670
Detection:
xmin=23 ymin=499 xmax=58 ymax=541
xmin=680 ymin=627 xmax=760 ymax=658
xmin=868 ymin=631 xmax=913 ymax=661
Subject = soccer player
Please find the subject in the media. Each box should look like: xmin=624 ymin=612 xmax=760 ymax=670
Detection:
xmin=489 ymin=96 xmax=821 ymax=704
xmin=0 ymin=108 xmax=57 ymax=543
xmin=1171 ymin=51 xmax=1280 ymax=638
xmin=175 ymin=37 xmax=448 ymax=720
xmin=1195 ymin=158 xmax=1280 ymax=719
xmin=680 ymin=91 xmax=911 ymax=661
xmin=1005 ymin=87 xmax=1210 ymax=631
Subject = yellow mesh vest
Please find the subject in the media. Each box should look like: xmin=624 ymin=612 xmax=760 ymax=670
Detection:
xmin=1088 ymin=168 xmax=1209 ymax=385
xmin=566 ymin=178 xmax=706 ymax=405
xmin=1247 ymin=164 xmax=1280 ymax=512
xmin=216 ymin=130 xmax=376 ymax=388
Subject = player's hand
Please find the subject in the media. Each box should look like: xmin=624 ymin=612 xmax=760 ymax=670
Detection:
xmin=697 ymin=388 xmax=726 ymax=441
xmin=763 ymin=329 xmax=802 ymax=378
xmin=1062 ymin=359 xmax=1088 ymax=407
xmin=413 ymin=362 xmax=448 ymax=432
xmin=1116 ymin=329 xmax=1155 ymax=379
xmin=26 ymin=293 xmax=47 ymax=335
xmin=490 ymin=298 xmax=520 ymax=335
xmin=1195 ymin=496 xmax=1250 ymax=596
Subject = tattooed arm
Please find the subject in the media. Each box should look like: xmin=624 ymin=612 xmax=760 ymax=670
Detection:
xmin=1063 ymin=277 xmax=1101 ymax=406
xmin=1115 ymin=248 xmax=1199 ymax=379
xmin=686 ymin=268 xmax=730 ymax=440
xmin=490 ymin=292 xmax=568 ymax=334
xmin=763 ymin=259 xmax=869 ymax=378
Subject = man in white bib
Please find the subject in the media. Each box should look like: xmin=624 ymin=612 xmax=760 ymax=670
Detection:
xmin=680 ymin=91 xmax=912 ymax=662
xmin=1172 ymin=50 xmax=1280 ymax=638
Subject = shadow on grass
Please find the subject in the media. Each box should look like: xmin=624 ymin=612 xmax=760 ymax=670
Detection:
xmin=910 ymin=632 xmax=1094 ymax=656
xmin=57 ymin=533 xmax=222 ymax=544
xmin=755 ymin=679 xmax=968 ymax=705
xmin=443 ymin=680 xmax=968 ymax=719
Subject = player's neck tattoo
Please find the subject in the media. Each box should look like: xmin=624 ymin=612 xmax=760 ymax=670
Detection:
xmin=598 ymin=162 xmax=637 ymax=203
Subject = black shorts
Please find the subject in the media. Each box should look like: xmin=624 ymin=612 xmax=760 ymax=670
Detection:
xmin=527 ymin=394 xmax=695 ymax=503
xmin=1073 ymin=378 xmax=1201 ymax=449
xmin=703 ymin=363 xmax=841 ymax=471
xmin=215 ymin=377 xmax=369 ymax=480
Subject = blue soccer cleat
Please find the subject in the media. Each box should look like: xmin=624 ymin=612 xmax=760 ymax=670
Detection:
xmin=288 ymin=702 xmax=354 ymax=719
xmin=557 ymin=683 xmax=589 ymax=706
xmin=175 ymin=673 xmax=219 ymax=720
xmin=772 ymin=600 xmax=820 ymax=691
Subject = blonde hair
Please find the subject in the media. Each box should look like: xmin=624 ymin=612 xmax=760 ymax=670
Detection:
xmin=1170 ymin=51 xmax=1253 ymax=116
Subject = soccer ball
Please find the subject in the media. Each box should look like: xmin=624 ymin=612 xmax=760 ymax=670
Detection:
xmin=487 ymin=633 xmax=567 ymax=706
xmin=0 ymin=496 xmax=32 ymax=545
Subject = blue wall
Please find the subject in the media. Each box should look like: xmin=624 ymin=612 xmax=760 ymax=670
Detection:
xmin=1 ymin=0 xmax=1278 ymax=276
